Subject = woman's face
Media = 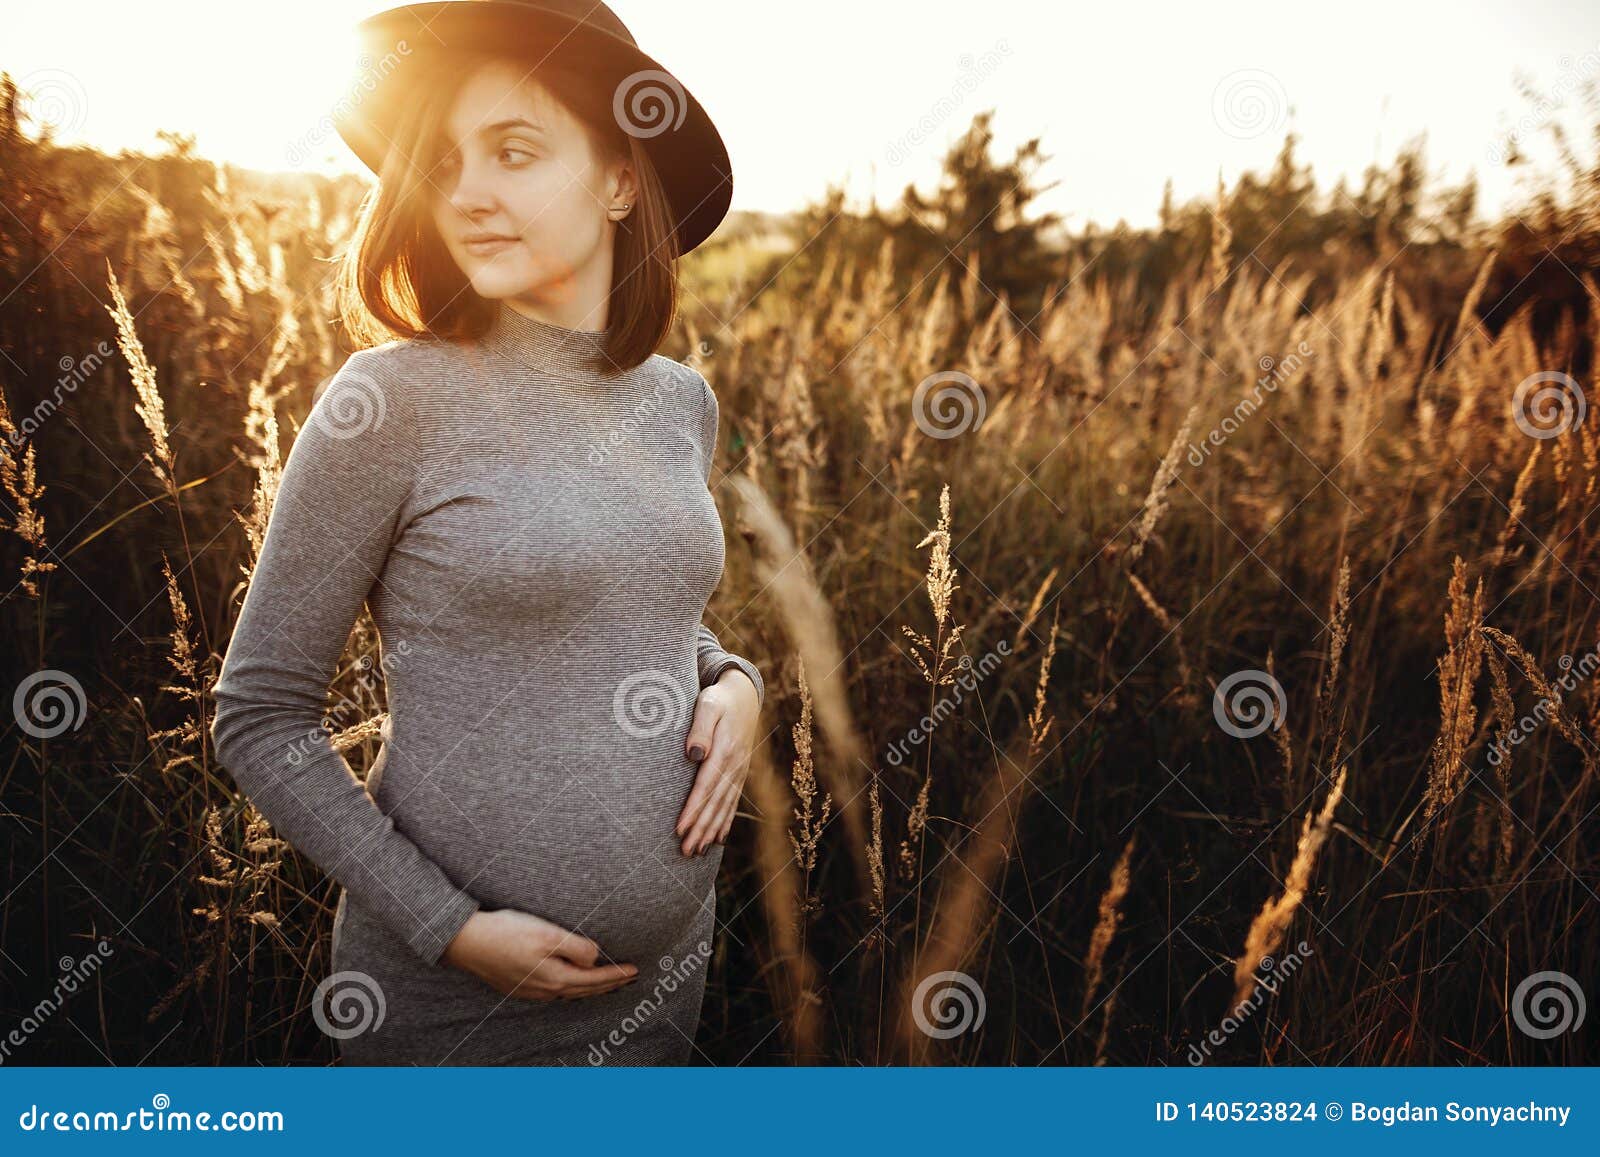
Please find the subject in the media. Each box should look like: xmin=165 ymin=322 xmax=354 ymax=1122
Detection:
xmin=428 ymin=59 xmax=632 ymax=318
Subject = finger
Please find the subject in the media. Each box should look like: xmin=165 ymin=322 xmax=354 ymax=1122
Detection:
xmin=683 ymin=774 xmax=734 ymax=854
xmin=543 ymin=959 xmax=639 ymax=990
xmin=510 ymin=951 xmax=632 ymax=998
xmin=526 ymin=974 xmax=634 ymax=1002
xmin=706 ymin=795 xmax=739 ymax=851
xmin=676 ymin=743 xmax=727 ymax=837
xmin=553 ymin=975 xmax=637 ymax=1001
xmin=687 ymin=778 xmax=739 ymax=855
xmin=684 ymin=694 xmax=722 ymax=763
xmin=716 ymin=775 xmax=751 ymax=846
xmin=574 ymin=973 xmax=640 ymax=999
xmin=548 ymin=928 xmax=602 ymax=968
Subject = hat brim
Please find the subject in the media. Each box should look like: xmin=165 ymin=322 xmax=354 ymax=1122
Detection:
xmin=333 ymin=1 xmax=733 ymax=256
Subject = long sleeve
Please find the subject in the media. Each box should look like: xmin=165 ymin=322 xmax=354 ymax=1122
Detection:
xmin=209 ymin=348 xmax=479 ymax=966
xmin=696 ymin=373 xmax=765 ymax=709
xmin=697 ymin=623 xmax=765 ymax=707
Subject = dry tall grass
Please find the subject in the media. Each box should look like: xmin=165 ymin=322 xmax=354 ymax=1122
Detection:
xmin=4 ymin=104 xmax=1598 ymax=1065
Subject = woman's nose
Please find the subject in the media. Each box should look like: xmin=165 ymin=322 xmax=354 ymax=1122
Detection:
xmin=446 ymin=158 xmax=495 ymax=216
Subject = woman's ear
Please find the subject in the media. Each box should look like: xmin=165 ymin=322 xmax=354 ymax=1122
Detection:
xmin=608 ymin=157 xmax=638 ymax=219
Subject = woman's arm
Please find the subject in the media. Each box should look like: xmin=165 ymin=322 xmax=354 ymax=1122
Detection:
xmin=210 ymin=348 xmax=479 ymax=966
xmin=696 ymin=624 xmax=764 ymax=708
xmin=695 ymin=373 xmax=764 ymax=710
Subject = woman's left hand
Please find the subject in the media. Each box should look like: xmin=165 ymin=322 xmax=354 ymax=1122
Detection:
xmin=676 ymin=668 xmax=760 ymax=856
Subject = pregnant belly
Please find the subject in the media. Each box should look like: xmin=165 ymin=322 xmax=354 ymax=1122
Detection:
xmin=369 ymin=726 xmax=722 ymax=965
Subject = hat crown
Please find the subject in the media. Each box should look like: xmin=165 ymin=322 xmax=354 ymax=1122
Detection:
xmin=457 ymin=0 xmax=636 ymax=46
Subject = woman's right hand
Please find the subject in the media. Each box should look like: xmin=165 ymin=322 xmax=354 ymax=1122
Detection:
xmin=441 ymin=909 xmax=638 ymax=1001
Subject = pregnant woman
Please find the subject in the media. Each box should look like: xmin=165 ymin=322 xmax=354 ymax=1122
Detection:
xmin=210 ymin=0 xmax=764 ymax=1065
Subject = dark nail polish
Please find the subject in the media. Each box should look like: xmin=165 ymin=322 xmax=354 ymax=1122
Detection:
xmin=689 ymin=744 xmax=705 ymax=760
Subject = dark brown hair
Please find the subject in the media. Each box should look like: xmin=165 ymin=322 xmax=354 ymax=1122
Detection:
xmin=335 ymin=47 xmax=681 ymax=374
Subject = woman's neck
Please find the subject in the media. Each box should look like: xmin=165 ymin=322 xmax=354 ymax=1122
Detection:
xmin=480 ymin=298 xmax=619 ymax=381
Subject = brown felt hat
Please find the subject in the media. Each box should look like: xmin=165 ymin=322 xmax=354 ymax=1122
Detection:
xmin=333 ymin=0 xmax=733 ymax=255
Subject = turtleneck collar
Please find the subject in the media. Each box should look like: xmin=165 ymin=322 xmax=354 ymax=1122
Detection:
xmin=481 ymin=298 xmax=619 ymax=380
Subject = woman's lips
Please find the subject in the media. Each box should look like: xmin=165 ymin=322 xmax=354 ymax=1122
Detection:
xmin=464 ymin=236 xmax=517 ymax=256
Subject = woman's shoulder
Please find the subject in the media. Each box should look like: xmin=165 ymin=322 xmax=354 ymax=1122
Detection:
xmin=642 ymin=351 xmax=714 ymax=406
xmin=317 ymin=334 xmax=474 ymax=413
xmin=300 ymin=337 xmax=479 ymax=462
xmin=361 ymin=332 xmax=466 ymax=380
xmin=642 ymin=352 xmax=721 ymax=439
xmin=642 ymin=355 xmax=727 ymax=471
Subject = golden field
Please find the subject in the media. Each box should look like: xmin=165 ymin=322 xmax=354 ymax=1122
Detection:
xmin=3 ymin=80 xmax=1597 ymax=1064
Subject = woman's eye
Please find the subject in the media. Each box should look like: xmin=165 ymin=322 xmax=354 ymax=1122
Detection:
xmin=501 ymin=146 xmax=536 ymax=165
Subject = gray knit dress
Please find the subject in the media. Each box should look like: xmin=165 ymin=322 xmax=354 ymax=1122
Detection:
xmin=209 ymin=301 xmax=764 ymax=1065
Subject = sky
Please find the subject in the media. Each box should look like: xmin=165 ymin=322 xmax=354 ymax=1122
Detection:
xmin=5 ymin=0 xmax=1600 ymax=230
